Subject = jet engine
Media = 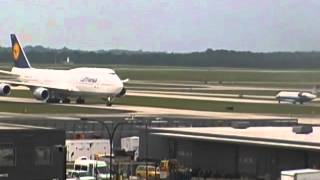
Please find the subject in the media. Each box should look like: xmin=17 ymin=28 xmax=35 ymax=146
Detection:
xmin=0 ymin=83 xmax=11 ymax=96
xmin=33 ymin=87 xmax=49 ymax=101
xmin=116 ymin=88 xmax=126 ymax=97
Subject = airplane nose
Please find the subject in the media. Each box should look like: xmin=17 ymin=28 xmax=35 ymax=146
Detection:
xmin=116 ymin=87 xmax=126 ymax=97
xmin=115 ymin=80 xmax=126 ymax=97
xmin=307 ymin=93 xmax=317 ymax=99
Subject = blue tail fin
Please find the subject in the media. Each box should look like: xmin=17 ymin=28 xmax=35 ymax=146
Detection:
xmin=10 ymin=34 xmax=31 ymax=68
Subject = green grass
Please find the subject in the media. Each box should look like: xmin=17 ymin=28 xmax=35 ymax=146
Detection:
xmin=2 ymin=63 xmax=320 ymax=85
xmin=2 ymin=64 xmax=320 ymax=115
xmin=117 ymin=69 xmax=320 ymax=83
xmin=10 ymin=90 xmax=32 ymax=98
xmin=114 ymin=96 xmax=320 ymax=115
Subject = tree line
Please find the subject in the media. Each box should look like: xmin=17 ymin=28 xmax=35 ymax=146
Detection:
xmin=1 ymin=46 xmax=320 ymax=69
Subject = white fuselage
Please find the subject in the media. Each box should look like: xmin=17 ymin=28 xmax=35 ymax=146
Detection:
xmin=276 ymin=91 xmax=316 ymax=104
xmin=11 ymin=67 xmax=124 ymax=97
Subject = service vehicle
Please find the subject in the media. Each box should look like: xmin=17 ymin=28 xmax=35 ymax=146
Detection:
xmin=74 ymin=157 xmax=112 ymax=180
xmin=136 ymin=165 xmax=160 ymax=179
xmin=281 ymin=169 xmax=320 ymax=180
xmin=66 ymin=170 xmax=95 ymax=180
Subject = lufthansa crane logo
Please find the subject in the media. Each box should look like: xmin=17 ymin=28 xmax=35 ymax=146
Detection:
xmin=12 ymin=43 xmax=20 ymax=61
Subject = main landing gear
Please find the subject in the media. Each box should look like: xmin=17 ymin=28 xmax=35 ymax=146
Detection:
xmin=76 ymin=97 xmax=85 ymax=104
xmin=62 ymin=98 xmax=71 ymax=104
xmin=47 ymin=98 xmax=71 ymax=104
xmin=47 ymin=98 xmax=60 ymax=103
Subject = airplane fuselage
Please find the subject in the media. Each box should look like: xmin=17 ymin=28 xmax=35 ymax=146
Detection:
xmin=276 ymin=91 xmax=316 ymax=104
xmin=0 ymin=34 xmax=127 ymax=105
xmin=11 ymin=67 xmax=124 ymax=97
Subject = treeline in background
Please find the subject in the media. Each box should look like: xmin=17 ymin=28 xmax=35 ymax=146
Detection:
xmin=0 ymin=46 xmax=320 ymax=69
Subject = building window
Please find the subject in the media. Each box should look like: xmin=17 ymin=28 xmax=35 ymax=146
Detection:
xmin=0 ymin=144 xmax=15 ymax=166
xmin=35 ymin=146 xmax=51 ymax=165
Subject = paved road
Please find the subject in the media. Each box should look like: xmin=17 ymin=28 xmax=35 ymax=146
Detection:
xmin=127 ymin=91 xmax=276 ymax=104
xmin=0 ymin=96 xmax=292 ymax=120
xmin=129 ymin=90 xmax=275 ymax=99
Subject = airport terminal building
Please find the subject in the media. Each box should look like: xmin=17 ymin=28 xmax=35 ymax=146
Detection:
xmin=0 ymin=123 xmax=65 ymax=180
xmin=142 ymin=126 xmax=320 ymax=179
xmin=0 ymin=115 xmax=311 ymax=179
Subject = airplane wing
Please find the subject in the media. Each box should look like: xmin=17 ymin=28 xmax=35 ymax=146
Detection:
xmin=0 ymin=70 xmax=19 ymax=77
xmin=122 ymin=78 xmax=130 ymax=83
xmin=0 ymin=80 xmax=77 ymax=92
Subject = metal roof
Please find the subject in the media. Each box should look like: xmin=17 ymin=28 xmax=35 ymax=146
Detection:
xmin=0 ymin=122 xmax=53 ymax=130
xmin=151 ymin=126 xmax=320 ymax=150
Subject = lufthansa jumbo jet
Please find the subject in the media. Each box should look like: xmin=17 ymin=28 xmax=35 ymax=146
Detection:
xmin=0 ymin=34 xmax=127 ymax=106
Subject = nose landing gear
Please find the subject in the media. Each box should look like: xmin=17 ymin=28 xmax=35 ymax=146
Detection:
xmin=105 ymin=97 xmax=113 ymax=106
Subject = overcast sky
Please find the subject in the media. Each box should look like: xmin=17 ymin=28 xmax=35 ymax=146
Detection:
xmin=0 ymin=0 xmax=319 ymax=52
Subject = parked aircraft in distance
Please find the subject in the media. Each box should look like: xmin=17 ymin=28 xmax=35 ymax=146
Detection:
xmin=276 ymin=91 xmax=316 ymax=104
xmin=0 ymin=34 xmax=127 ymax=106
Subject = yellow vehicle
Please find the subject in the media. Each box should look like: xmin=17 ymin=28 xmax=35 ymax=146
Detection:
xmin=136 ymin=165 xmax=160 ymax=179
xmin=159 ymin=159 xmax=179 ymax=179
xmin=159 ymin=160 xmax=169 ymax=179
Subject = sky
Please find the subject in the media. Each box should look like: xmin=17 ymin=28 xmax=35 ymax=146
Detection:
xmin=0 ymin=0 xmax=319 ymax=52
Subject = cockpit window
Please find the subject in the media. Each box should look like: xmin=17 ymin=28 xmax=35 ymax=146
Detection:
xmin=109 ymin=73 xmax=116 ymax=75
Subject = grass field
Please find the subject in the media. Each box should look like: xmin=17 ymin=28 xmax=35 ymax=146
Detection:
xmin=1 ymin=64 xmax=320 ymax=115
xmin=2 ymin=63 xmax=320 ymax=84
xmin=114 ymin=96 xmax=320 ymax=115
xmin=117 ymin=69 xmax=320 ymax=83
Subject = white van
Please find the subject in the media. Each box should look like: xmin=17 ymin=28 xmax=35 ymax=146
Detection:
xmin=74 ymin=157 xmax=111 ymax=180
xmin=66 ymin=170 xmax=95 ymax=180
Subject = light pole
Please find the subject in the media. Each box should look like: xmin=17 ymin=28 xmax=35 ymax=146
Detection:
xmin=98 ymin=120 xmax=127 ymax=180
xmin=83 ymin=117 xmax=166 ymax=180
xmin=145 ymin=119 xmax=149 ymax=180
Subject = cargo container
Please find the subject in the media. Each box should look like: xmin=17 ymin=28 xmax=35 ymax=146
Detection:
xmin=121 ymin=136 xmax=139 ymax=160
xmin=66 ymin=139 xmax=110 ymax=162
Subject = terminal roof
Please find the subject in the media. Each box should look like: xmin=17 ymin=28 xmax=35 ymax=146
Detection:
xmin=151 ymin=126 xmax=320 ymax=151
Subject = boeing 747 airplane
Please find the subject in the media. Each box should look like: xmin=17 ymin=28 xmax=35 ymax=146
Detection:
xmin=0 ymin=34 xmax=127 ymax=106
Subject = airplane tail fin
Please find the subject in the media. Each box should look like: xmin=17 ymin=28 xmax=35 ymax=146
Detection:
xmin=312 ymin=85 xmax=319 ymax=95
xmin=10 ymin=34 xmax=31 ymax=68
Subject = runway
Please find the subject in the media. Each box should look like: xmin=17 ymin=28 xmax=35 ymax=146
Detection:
xmin=1 ymin=95 xmax=320 ymax=125
xmin=3 ymin=90 xmax=318 ymax=107
xmin=0 ymin=96 xmax=299 ymax=120
xmin=130 ymin=90 xmax=275 ymax=99
xmin=127 ymin=90 xmax=276 ymax=104
xmin=129 ymin=81 xmax=314 ymax=91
